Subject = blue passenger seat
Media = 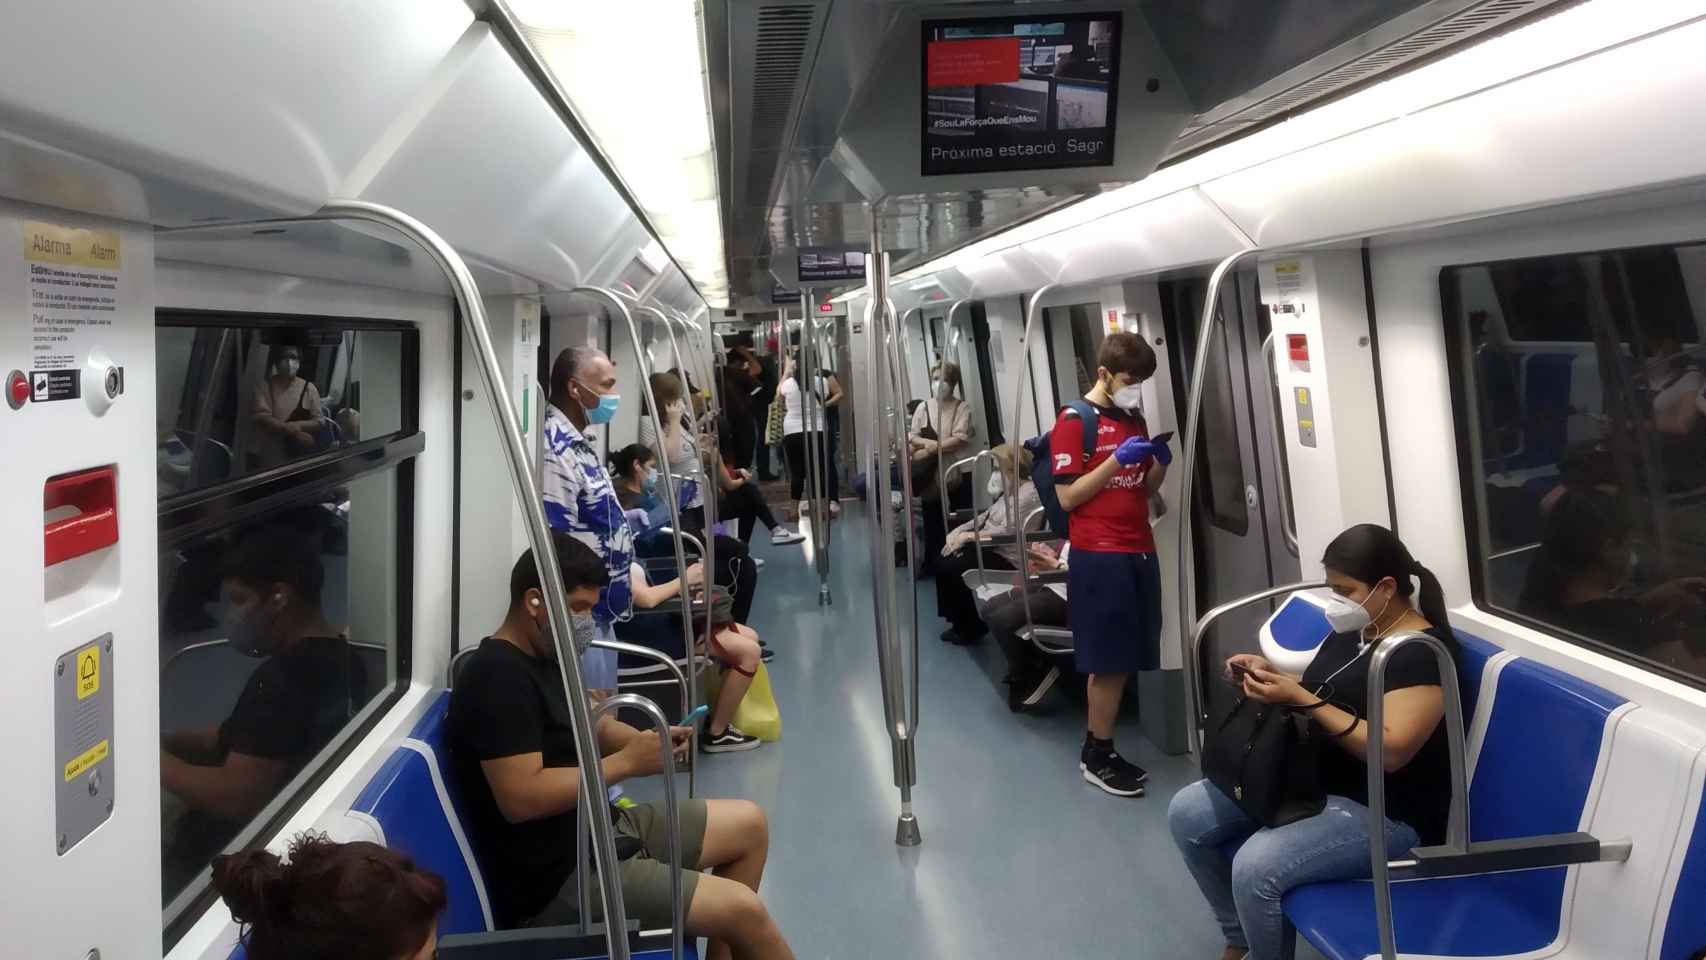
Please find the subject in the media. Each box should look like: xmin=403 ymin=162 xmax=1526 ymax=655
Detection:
xmin=1658 ymin=765 xmax=1706 ymax=959
xmin=1284 ymin=651 xmax=1626 ymax=959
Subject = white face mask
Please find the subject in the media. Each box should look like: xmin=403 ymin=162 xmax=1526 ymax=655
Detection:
xmin=279 ymin=358 xmax=300 ymax=378
xmin=986 ymin=471 xmax=1005 ymax=497
xmin=1322 ymin=581 xmax=1393 ymax=638
xmin=1112 ymin=382 xmax=1144 ymax=411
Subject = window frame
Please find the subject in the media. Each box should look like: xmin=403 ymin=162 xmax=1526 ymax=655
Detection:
xmin=156 ymin=309 xmax=422 ymax=946
xmin=1440 ymin=242 xmax=1706 ymax=695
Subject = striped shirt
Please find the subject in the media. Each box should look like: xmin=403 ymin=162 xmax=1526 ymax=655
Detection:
xmin=542 ymin=404 xmax=634 ymax=624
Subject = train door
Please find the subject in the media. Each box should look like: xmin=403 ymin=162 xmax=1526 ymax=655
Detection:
xmin=1160 ymin=270 xmax=1301 ymax=718
xmin=1041 ymin=302 xmax=1103 ymax=410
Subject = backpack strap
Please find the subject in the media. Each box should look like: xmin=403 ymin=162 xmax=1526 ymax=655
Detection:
xmin=1064 ymin=399 xmax=1100 ymax=466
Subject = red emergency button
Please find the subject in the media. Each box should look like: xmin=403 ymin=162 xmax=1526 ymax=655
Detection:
xmin=6 ymin=370 xmax=30 ymax=410
xmin=1287 ymin=334 xmax=1310 ymax=365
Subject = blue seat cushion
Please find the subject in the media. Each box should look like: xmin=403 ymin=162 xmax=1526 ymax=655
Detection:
xmin=1453 ymin=630 xmax=1500 ymax=722
xmin=1286 ymin=869 xmax=1567 ymax=959
xmin=1267 ymin=596 xmax=1330 ymax=653
xmin=1660 ymin=789 xmax=1706 ymax=959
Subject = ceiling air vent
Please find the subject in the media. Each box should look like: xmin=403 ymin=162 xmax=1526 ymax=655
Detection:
xmin=742 ymin=5 xmax=817 ymax=207
xmin=1167 ymin=0 xmax=1576 ymax=159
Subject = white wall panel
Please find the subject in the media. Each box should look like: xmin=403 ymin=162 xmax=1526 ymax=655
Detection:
xmin=0 ymin=1 xmax=471 ymax=223
xmin=1025 ymin=189 xmax=1247 ymax=289
xmin=1202 ymin=18 xmax=1706 ymax=251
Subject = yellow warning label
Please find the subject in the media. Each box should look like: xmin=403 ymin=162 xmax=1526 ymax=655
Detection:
xmin=63 ymin=739 xmax=109 ymax=782
xmin=75 ymin=646 xmax=100 ymax=700
xmin=1274 ymin=260 xmax=1301 ymax=275
xmin=23 ymin=221 xmax=121 ymax=269
xmin=1295 ymin=387 xmax=1311 ymax=405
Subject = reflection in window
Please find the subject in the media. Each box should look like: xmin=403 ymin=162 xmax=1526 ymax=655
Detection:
xmin=156 ymin=319 xmax=408 ymax=497
xmin=1197 ymin=320 xmax=1249 ymax=536
xmin=159 ymin=468 xmax=400 ymax=909
xmin=1447 ymin=239 xmax=1706 ymax=687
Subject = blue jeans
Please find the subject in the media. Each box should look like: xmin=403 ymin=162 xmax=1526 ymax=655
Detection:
xmin=1167 ymin=779 xmax=1420 ymax=960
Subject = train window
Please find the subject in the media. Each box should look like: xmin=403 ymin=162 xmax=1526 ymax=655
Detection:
xmin=156 ymin=314 xmax=412 ymax=498
xmin=156 ymin=311 xmax=417 ymax=939
xmin=1197 ymin=321 xmax=1249 ymax=535
xmin=1445 ymin=239 xmax=1706 ymax=689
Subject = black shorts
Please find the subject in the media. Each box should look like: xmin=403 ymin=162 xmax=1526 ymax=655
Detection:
xmin=1067 ymin=548 xmax=1162 ymax=674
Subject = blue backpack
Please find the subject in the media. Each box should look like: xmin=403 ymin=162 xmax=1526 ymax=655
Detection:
xmin=1024 ymin=400 xmax=1100 ymax=540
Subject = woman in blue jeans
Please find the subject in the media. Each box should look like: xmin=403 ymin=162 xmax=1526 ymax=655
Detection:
xmin=1168 ymin=524 xmax=1458 ymax=960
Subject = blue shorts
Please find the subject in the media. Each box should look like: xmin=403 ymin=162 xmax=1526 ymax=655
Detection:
xmin=1067 ymin=549 xmax=1162 ymax=674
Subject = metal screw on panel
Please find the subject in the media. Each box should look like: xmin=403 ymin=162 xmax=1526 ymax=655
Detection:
xmin=1358 ymin=336 xmax=1370 ymax=347
xmin=1154 ymin=337 xmax=1164 ymax=347
xmin=105 ymin=637 xmax=113 ymax=651
xmin=57 ymin=834 xmax=67 ymax=853
xmin=106 ymin=800 xmax=114 ymax=814
xmin=462 ymin=389 xmax=476 ymax=401
xmin=56 ymin=660 xmax=65 ymax=677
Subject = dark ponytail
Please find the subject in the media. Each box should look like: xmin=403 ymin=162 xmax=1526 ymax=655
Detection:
xmin=213 ymin=833 xmax=447 ymax=960
xmin=1322 ymin=523 xmax=1454 ymax=646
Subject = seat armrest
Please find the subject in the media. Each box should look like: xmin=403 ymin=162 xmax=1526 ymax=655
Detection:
xmin=436 ymin=922 xmax=658 ymax=959
xmin=1391 ymin=832 xmax=1627 ymax=880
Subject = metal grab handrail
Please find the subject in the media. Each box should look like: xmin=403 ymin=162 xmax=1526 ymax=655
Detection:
xmin=1007 ymin=282 xmax=1060 ymax=662
xmin=1184 ymin=580 xmax=1329 ymax=754
xmin=933 ymin=299 xmax=974 ymax=540
xmin=1364 ymin=631 xmax=1471 ymax=960
xmin=581 ymin=694 xmax=685 ymax=960
xmin=589 ymin=638 xmax=690 ymax=727
xmin=883 ymin=295 xmax=923 ymax=748
xmin=1259 ymin=333 xmax=1300 ymax=558
xmin=1175 ymin=248 xmax=1257 ymax=757
xmin=645 ymin=303 xmax=721 ymax=643
xmin=232 ymin=203 xmax=635 ymax=959
xmin=571 ymin=287 xmax=698 ymax=803
xmin=800 ymin=294 xmax=832 ymax=605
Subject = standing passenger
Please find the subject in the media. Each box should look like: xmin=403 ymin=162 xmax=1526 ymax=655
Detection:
xmin=543 ymin=346 xmax=634 ymax=698
xmin=1050 ymin=332 xmax=1170 ymax=797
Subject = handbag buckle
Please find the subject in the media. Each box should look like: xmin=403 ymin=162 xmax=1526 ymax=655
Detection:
xmin=1234 ymin=785 xmax=1243 ymax=800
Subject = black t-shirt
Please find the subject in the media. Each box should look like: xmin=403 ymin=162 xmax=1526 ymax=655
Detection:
xmin=1301 ymin=625 xmax=1456 ymax=845
xmin=448 ymin=637 xmax=636 ymax=927
xmin=219 ymin=636 xmax=367 ymax=765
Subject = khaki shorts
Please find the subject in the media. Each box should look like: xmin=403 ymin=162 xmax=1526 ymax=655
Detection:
xmin=526 ymin=799 xmax=709 ymax=931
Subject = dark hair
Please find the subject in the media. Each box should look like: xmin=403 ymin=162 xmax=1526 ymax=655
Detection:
xmin=225 ymin=527 xmax=324 ymax=604
xmin=935 ymin=361 xmax=962 ymax=395
xmin=549 ymin=346 xmax=609 ymax=411
xmin=649 ymin=371 xmax=685 ymax=410
xmin=1097 ymin=332 xmax=1157 ymax=382
xmin=509 ymin=530 xmax=609 ymax=608
xmin=1519 ymin=488 xmax=1627 ymax=615
xmin=1321 ymin=524 xmax=1452 ymax=640
xmin=213 ymin=833 xmax=445 ymax=960
xmin=610 ymin=442 xmax=655 ymax=483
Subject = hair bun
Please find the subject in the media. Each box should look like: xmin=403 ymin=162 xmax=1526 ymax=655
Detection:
xmin=212 ymin=848 xmax=291 ymax=926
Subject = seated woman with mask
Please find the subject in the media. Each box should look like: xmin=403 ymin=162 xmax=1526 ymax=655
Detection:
xmin=932 ymin=443 xmax=1039 ymax=645
xmin=1167 ymin=524 xmax=1456 ymax=960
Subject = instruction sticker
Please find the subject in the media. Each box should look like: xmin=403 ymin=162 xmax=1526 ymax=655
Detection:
xmin=24 ymin=221 xmax=122 ymax=397
xmin=63 ymin=739 xmax=109 ymax=782
xmin=1272 ymin=259 xmax=1305 ymax=302
xmin=76 ymin=646 xmax=100 ymax=699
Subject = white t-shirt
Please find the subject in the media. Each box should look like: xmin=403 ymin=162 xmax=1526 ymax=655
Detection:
xmin=780 ymin=374 xmax=828 ymax=436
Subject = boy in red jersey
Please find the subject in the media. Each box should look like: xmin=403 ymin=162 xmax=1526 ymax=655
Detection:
xmin=1049 ymin=332 xmax=1171 ymax=796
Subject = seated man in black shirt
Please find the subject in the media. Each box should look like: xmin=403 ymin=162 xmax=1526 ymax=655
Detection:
xmin=449 ymin=533 xmax=794 ymax=960
xmin=161 ymin=526 xmax=367 ymax=896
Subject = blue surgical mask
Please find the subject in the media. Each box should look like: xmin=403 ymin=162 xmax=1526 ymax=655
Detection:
xmin=585 ymin=392 xmax=620 ymax=425
xmin=643 ymin=467 xmax=659 ymax=492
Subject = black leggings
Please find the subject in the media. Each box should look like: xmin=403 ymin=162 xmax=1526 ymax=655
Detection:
xmin=783 ymin=431 xmax=839 ymax=502
xmin=677 ymin=509 xmax=758 ymax=625
xmin=719 ymin=482 xmax=781 ymax=542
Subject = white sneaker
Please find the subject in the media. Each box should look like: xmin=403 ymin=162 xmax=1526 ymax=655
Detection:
xmin=771 ymin=527 xmax=806 ymax=545
xmin=798 ymin=500 xmax=810 ymax=520
xmin=752 ymin=557 xmax=766 ymax=569
xmin=828 ymin=500 xmax=842 ymax=518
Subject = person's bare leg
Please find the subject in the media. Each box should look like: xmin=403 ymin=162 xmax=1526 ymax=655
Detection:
xmin=1219 ymin=946 xmax=1249 ymax=960
xmin=686 ymin=872 xmax=794 ymax=960
xmin=709 ymin=626 xmax=760 ymax=735
xmin=697 ymin=798 xmax=768 ymax=891
xmin=1086 ymin=671 xmax=1128 ymax=740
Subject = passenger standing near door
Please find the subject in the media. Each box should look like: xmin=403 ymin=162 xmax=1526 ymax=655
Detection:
xmin=543 ymin=346 xmax=634 ymax=699
xmin=1050 ymin=332 xmax=1170 ymax=797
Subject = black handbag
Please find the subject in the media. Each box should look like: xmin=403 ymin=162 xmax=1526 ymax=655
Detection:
xmin=1203 ymin=698 xmax=1326 ymax=828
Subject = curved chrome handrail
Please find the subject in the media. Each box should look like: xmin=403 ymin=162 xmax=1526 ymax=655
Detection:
xmin=586 ymin=694 xmax=684 ymax=960
xmin=1184 ymin=579 xmax=1328 ymax=753
xmin=1008 ymin=283 xmax=1060 ymax=660
xmin=1259 ymin=333 xmax=1299 ymax=558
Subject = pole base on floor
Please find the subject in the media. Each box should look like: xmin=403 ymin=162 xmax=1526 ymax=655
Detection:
xmin=818 ymin=585 xmax=833 ymax=606
xmin=895 ymin=813 xmax=922 ymax=847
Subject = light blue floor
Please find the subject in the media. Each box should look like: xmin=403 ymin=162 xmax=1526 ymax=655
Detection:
xmin=631 ymin=504 xmax=1289 ymax=959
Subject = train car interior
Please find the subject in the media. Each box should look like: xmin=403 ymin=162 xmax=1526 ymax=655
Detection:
xmin=5 ymin=2 xmax=1706 ymax=959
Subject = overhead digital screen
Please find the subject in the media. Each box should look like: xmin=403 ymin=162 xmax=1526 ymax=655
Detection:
xmin=797 ymin=247 xmax=867 ymax=284
xmin=922 ymin=13 xmax=1120 ymax=176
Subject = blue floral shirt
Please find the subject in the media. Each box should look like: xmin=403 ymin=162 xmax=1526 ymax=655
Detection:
xmin=542 ymin=404 xmax=633 ymax=624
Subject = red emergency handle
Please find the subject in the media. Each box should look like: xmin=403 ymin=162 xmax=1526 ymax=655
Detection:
xmin=44 ymin=466 xmax=118 ymax=566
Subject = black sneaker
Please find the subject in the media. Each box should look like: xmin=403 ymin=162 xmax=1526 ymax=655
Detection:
xmin=1080 ymin=743 xmax=1147 ymax=797
xmin=759 ymin=645 xmax=775 ymax=663
xmin=701 ymin=723 xmax=760 ymax=753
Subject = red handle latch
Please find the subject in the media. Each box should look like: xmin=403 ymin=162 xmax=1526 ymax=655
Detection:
xmin=44 ymin=467 xmax=118 ymax=566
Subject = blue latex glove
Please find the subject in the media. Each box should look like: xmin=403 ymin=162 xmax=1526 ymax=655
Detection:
xmin=1114 ymin=436 xmax=1173 ymax=467
xmin=1148 ymin=435 xmax=1173 ymax=466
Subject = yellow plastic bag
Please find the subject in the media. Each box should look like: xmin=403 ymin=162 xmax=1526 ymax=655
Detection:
xmin=732 ymin=662 xmax=782 ymax=742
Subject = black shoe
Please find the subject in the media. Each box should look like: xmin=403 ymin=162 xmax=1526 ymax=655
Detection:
xmin=701 ymin=723 xmax=760 ymax=753
xmin=1080 ymin=743 xmax=1147 ymax=797
xmin=759 ymin=645 xmax=775 ymax=663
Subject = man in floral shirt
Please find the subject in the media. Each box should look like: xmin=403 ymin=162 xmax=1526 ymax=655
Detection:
xmin=543 ymin=346 xmax=634 ymax=693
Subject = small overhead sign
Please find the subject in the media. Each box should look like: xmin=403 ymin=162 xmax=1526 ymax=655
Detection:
xmin=769 ymin=286 xmax=801 ymax=305
xmin=797 ymin=247 xmax=867 ymax=284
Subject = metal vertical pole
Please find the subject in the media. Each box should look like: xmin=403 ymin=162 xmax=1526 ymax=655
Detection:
xmin=1008 ymin=283 xmax=1059 ymax=653
xmin=1176 ymin=249 xmax=1256 ymax=758
xmin=573 ymin=287 xmax=699 ymax=781
xmin=862 ymin=206 xmax=922 ymax=846
xmin=802 ymin=290 xmax=833 ymax=604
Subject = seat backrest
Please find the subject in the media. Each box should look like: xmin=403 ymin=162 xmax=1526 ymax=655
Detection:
xmin=1259 ymin=593 xmax=1332 ymax=676
xmin=1452 ymin=629 xmax=1502 ymax=723
xmin=351 ymin=692 xmax=493 ymax=936
xmin=1658 ymin=748 xmax=1706 ymax=960
xmin=1468 ymin=656 xmax=1625 ymax=841
xmin=1516 ymin=352 xmax=1576 ymax=469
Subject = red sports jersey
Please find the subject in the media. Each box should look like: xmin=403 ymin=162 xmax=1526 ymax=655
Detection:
xmin=1049 ymin=403 xmax=1156 ymax=553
